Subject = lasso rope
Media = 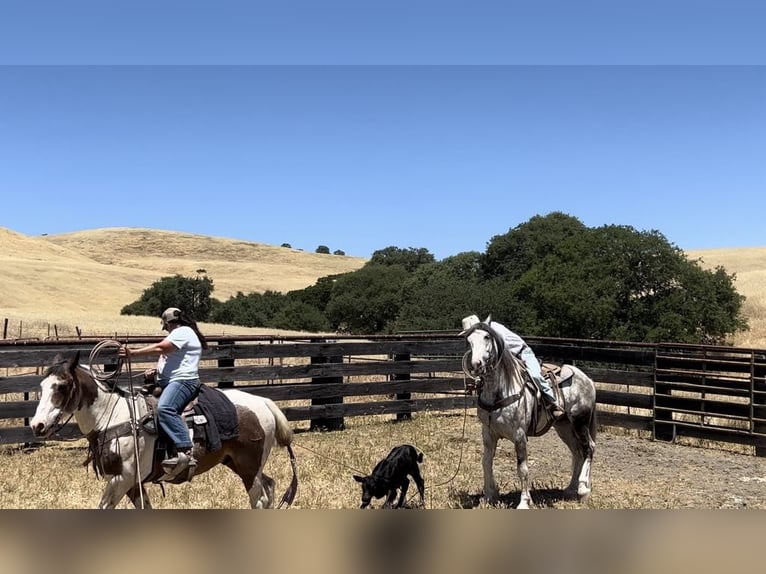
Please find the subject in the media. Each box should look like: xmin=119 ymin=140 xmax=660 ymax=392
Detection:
xmin=89 ymin=339 xmax=146 ymax=509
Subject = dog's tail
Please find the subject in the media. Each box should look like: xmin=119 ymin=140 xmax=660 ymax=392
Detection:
xmin=417 ymin=450 xmax=424 ymax=463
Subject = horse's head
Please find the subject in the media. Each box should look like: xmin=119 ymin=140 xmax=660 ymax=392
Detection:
xmin=461 ymin=315 xmax=505 ymax=376
xmin=30 ymin=351 xmax=84 ymax=438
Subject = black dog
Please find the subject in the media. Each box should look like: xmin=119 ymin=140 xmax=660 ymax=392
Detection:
xmin=353 ymin=444 xmax=425 ymax=509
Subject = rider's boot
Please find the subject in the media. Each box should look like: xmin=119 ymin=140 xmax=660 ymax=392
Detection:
xmin=162 ymin=448 xmax=198 ymax=481
xmin=543 ymin=395 xmax=566 ymax=421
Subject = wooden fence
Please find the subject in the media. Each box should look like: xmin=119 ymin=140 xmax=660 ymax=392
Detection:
xmin=1 ymin=334 xmax=765 ymax=455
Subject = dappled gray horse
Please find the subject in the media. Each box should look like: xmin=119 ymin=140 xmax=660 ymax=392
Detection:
xmin=30 ymin=351 xmax=297 ymax=509
xmin=462 ymin=317 xmax=597 ymax=508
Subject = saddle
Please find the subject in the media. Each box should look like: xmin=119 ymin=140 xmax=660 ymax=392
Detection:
xmin=525 ymin=363 xmax=572 ymax=436
xmin=140 ymin=384 xmax=240 ymax=484
xmin=541 ymin=362 xmax=567 ymax=406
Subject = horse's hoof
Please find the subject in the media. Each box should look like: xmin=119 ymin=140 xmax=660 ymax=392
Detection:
xmin=563 ymin=487 xmax=578 ymax=500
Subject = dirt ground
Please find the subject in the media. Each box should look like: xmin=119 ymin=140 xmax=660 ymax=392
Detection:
xmin=4 ymin=410 xmax=765 ymax=509
xmin=496 ymin=427 xmax=766 ymax=509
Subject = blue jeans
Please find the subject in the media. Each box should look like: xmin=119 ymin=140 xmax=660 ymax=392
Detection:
xmin=157 ymin=378 xmax=200 ymax=450
xmin=521 ymin=347 xmax=557 ymax=405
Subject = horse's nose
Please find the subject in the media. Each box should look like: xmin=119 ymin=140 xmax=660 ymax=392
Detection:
xmin=472 ymin=359 xmax=486 ymax=374
xmin=31 ymin=422 xmax=45 ymax=437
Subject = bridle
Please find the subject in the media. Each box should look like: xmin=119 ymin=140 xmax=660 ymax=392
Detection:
xmin=461 ymin=323 xmax=529 ymax=413
xmin=460 ymin=322 xmax=506 ymax=385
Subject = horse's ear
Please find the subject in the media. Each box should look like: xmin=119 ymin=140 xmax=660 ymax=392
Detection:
xmin=68 ymin=351 xmax=81 ymax=373
xmin=485 ymin=314 xmax=492 ymax=324
xmin=353 ymin=475 xmax=366 ymax=483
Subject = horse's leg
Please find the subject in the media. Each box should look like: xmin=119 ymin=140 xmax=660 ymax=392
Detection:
xmin=513 ymin=431 xmax=532 ymax=509
xmin=126 ymin=484 xmax=152 ymax=509
xmin=261 ymin=473 xmax=275 ymax=508
xmin=226 ymin=443 xmax=273 ymax=509
xmin=554 ymin=421 xmax=584 ymax=498
xmin=247 ymin=474 xmax=270 ymax=509
xmin=555 ymin=415 xmax=595 ymax=501
xmin=97 ymin=475 xmax=136 ymax=509
xmin=573 ymin=414 xmax=596 ymax=500
xmin=481 ymin=425 xmax=500 ymax=504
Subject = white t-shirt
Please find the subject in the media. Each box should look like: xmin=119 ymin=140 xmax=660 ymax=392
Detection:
xmin=488 ymin=321 xmax=528 ymax=356
xmin=156 ymin=325 xmax=202 ymax=383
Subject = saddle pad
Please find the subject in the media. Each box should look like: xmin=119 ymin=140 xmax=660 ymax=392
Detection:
xmin=191 ymin=385 xmax=240 ymax=451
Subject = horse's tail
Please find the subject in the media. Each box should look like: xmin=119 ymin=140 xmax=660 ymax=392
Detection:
xmin=264 ymin=397 xmax=293 ymax=448
xmin=262 ymin=397 xmax=298 ymax=508
xmin=277 ymin=444 xmax=298 ymax=509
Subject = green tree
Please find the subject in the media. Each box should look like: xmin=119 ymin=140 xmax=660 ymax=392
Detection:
xmin=481 ymin=212 xmax=587 ymax=281
xmin=208 ymin=290 xmax=287 ymax=327
xmin=395 ymin=252 xmax=488 ymax=331
xmin=325 ymin=265 xmax=409 ymax=334
xmin=287 ymin=274 xmax=345 ymax=312
xmin=316 ymin=245 xmax=330 ymax=254
xmin=486 ymin=218 xmax=747 ymax=343
xmin=367 ymin=246 xmax=435 ymax=272
xmin=272 ymin=301 xmax=331 ymax=332
xmin=121 ymin=274 xmax=215 ymax=320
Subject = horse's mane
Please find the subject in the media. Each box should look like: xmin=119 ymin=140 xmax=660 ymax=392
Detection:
xmin=475 ymin=322 xmax=528 ymax=392
xmin=43 ymin=356 xmax=71 ymax=378
xmin=43 ymin=358 xmax=93 ymax=381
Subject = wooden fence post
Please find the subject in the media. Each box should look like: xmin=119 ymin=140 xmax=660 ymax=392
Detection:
xmin=653 ymin=345 xmax=676 ymax=442
xmin=393 ymin=352 xmax=412 ymax=421
xmin=217 ymin=341 xmax=235 ymax=389
xmin=309 ymin=341 xmax=344 ymax=431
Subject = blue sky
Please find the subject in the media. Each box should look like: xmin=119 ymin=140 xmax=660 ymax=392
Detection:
xmin=1 ymin=3 xmax=764 ymax=260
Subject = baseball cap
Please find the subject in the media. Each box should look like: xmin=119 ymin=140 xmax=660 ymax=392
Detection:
xmin=160 ymin=307 xmax=182 ymax=328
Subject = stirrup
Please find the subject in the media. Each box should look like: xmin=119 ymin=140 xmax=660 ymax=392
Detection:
xmin=161 ymin=451 xmax=196 ymax=478
xmin=549 ymin=405 xmax=566 ymax=421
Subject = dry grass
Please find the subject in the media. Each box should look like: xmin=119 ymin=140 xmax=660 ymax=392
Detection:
xmin=686 ymin=246 xmax=766 ymax=348
xmin=1 ymin=226 xmax=366 ymax=338
xmin=5 ymin=408 xmax=766 ymax=510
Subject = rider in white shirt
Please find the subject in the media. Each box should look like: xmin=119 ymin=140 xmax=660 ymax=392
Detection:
xmin=462 ymin=314 xmax=565 ymax=420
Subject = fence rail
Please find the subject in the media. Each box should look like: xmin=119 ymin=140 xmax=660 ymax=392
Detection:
xmin=1 ymin=334 xmax=765 ymax=454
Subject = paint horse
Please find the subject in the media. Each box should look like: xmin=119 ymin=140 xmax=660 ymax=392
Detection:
xmin=462 ymin=317 xmax=596 ymax=508
xmin=30 ymin=351 xmax=298 ymax=509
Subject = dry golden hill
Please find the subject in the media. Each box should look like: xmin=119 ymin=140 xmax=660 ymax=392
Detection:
xmin=1 ymin=227 xmax=366 ymax=338
xmin=685 ymin=246 xmax=766 ymax=348
xmin=1 ymin=226 xmax=764 ymax=346
xmin=41 ymin=227 xmax=366 ymax=299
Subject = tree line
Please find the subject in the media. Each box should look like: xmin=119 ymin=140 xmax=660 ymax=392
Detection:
xmin=121 ymin=212 xmax=748 ymax=344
